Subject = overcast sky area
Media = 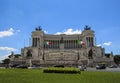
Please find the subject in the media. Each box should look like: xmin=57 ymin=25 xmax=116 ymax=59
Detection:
xmin=0 ymin=0 xmax=120 ymax=61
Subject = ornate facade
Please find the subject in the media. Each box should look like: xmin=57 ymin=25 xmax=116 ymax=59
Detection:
xmin=10 ymin=26 xmax=114 ymax=67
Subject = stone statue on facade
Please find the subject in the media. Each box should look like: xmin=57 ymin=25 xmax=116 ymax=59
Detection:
xmin=26 ymin=49 xmax=32 ymax=67
xmin=84 ymin=25 xmax=91 ymax=30
xmin=60 ymin=37 xmax=64 ymax=43
xmin=26 ymin=49 xmax=32 ymax=58
xmin=35 ymin=26 xmax=42 ymax=31
xmin=88 ymin=48 xmax=93 ymax=59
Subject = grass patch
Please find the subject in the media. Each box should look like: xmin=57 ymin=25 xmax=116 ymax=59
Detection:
xmin=0 ymin=69 xmax=120 ymax=83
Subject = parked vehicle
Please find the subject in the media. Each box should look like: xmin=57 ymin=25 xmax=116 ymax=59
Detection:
xmin=15 ymin=65 xmax=28 ymax=69
xmin=96 ymin=65 xmax=106 ymax=69
xmin=109 ymin=65 xmax=117 ymax=68
xmin=78 ymin=65 xmax=86 ymax=71
xmin=96 ymin=63 xmax=106 ymax=69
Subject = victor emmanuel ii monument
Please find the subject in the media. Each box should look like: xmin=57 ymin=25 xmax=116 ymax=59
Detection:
xmin=10 ymin=26 xmax=114 ymax=67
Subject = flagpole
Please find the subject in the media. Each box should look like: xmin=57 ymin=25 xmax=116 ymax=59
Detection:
xmin=95 ymin=37 xmax=96 ymax=46
xmin=77 ymin=36 xmax=79 ymax=66
xmin=29 ymin=38 xmax=31 ymax=47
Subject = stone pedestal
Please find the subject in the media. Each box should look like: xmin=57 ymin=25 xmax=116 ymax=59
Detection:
xmin=88 ymin=59 xmax=94 ymax=67
xmin=60 ymin=44 xmax=64 ymax=50
xmin=26 ymin=59 xmax=32 ymax=67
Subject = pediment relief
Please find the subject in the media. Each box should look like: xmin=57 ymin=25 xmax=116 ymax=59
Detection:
xmin=45 ymin=51 xmax=77 ymax=56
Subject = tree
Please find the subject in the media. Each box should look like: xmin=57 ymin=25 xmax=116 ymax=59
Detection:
xmin=114 ymin=55 xmax=120 ymax=65
xmin=2 ymin=58 xmax=10 ymax=64
xmin=14 ymin=54 xmax=21 ymax=58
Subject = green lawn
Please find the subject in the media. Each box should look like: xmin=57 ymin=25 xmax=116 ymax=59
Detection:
xmin=0 ymin=69 xmax=120 ymax=83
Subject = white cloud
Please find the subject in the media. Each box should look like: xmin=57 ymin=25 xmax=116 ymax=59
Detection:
xmin=103 ymin=42 xmax=112 ymax=46
xmin=44 ymin=30 xmax=48 ymax=33
xmin=55 ymin=28 xmax=82 ymax=35
xmin=0 ymin=46 xmax=17 ymax=52
xmin=0 ymin=28 xmax=20 ymax=38
xmin=96 ymin=44 xmax=102 ymax=47
xmin=0 ymin=28 xmax=14 ymax=38
xmin=96 ymin=42 xmax=112 ymax=47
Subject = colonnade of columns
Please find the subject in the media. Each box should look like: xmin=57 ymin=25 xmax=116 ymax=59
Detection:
xmin=32 ymin=37 xmax=94 ymax=48
xmin=44 ymin=40 xmax=82 ymax=49
xmin=32 ymin=37 xmax=41 ymax=47
xmin=86 ymin=37 xmax=94 ymax=47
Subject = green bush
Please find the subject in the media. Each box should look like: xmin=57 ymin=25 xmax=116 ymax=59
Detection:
xmin=43 ymin=68 xmax=80 ymax=74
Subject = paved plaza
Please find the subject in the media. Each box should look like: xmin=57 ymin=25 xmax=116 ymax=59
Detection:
xmin=86 ymin=67 xmax=120 ymax=72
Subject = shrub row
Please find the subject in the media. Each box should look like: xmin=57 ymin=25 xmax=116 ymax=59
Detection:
xmin=43 ymin=68 xmax=80 ymax=74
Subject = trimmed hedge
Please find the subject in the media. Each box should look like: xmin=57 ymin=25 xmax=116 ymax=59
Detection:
xmin=43 ymin=68 xmax=80 ymax=74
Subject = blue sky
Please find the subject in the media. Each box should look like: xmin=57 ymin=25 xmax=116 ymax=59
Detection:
xmin=0 ymin=0 xmax=120 ymax=60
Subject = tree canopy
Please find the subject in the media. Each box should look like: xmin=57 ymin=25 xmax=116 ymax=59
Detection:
xmin=114 ymin=55 xmax=120 ymax=65
xmin=2 ymin=58 xmax=10 ymax=64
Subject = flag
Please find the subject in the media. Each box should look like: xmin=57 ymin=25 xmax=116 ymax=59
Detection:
xmin=44 ymin=41 xmax=52 ymax=45
xmin=81 ymin=41 xmax=85 ymax=45
xmin=77 ymin=40 xmax=81 ymax=45
xmin=77 ymin=40 xmax=85 ymax=46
